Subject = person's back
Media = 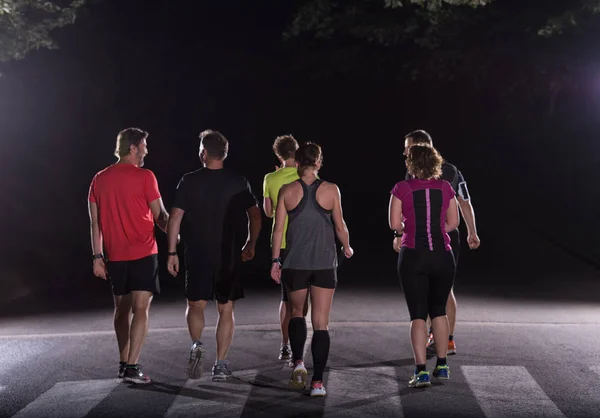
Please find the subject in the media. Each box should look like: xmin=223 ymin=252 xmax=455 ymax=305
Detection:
xmin=175 ymin=167 xmax=256 ymax=271
xmin=264 ymin=167 xmax=299 ymax=248
xmin=391 ymin=178 xmax=455 ymax=252
xmin=90 ymin=163 xmax=160 ymax=261
xmin=283 ymin=179 xmax=338 ymax=271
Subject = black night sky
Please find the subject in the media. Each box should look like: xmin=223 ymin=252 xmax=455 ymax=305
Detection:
xmin=1 ymin=0 xmax=599 ymax=303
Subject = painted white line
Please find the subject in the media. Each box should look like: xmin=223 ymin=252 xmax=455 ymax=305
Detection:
xmin=164 ymin=369 xmax=259 ymax=417
xmin=12 ymin=379 xmax=121 ymax=418
xmin=324 ymin=366 xmax=403 ymax=417
xmin=461 ymin=366 xmax=566 ymax=418
xmin=0 ymin=319 xmax=592 ymax=340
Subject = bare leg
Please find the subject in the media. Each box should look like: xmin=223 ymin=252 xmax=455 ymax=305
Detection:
xmin=113 ymin=295 xmax=132 ymax=362
xmin=447 ymin=288 xmax=457 ymax=336
xmin=431 ymin=315 xmax=450 ymax=359
xmin=187 ymin=300 xmax=208 ymax=342
xmin=216 ymin=301 xmax=235 ymax=361
xmin=410 ymin=319 xmax=428 ymax=365
xmin=127 ymin=291 xmax=153 ymax=365
xmin=280 ymin=301 xmax=290 ymax=343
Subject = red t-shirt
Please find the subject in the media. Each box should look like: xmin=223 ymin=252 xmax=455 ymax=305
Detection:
xmin=88 ymin=163 xmax=161 ymax=261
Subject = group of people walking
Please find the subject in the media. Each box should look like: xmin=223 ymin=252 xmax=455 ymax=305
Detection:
xmin=87 ymin=127 xmax=480 ymax=396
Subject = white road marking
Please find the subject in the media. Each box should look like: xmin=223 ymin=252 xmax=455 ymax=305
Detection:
xmin=11 ymin=379 xmax=121 ymax=418
xmin=164 ymin=369 xmax=259 ymax=417
xmin=462 ymin=366 xmax=566 ymax=418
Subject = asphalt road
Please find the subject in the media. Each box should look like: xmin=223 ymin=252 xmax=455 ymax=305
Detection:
xmin=1 ymin=271 xmax=600 ymax=418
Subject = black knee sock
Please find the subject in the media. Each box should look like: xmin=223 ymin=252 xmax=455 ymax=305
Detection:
xmin=311 ymin=330 xmax=330 ymax=382
xmin=288 ymin=317 xmax=307 ymax=362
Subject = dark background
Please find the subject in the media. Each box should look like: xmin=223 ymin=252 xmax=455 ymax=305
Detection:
xmin=0 ymin=0 xmax=599 ymax=307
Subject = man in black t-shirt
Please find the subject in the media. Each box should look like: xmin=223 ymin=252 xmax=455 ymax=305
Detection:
xmin=166 ymin=130 xmax=261 ymax=382
xmin=398 ymin=130 xmax=481 ymax=357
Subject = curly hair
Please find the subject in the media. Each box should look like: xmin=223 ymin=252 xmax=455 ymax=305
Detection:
xmin=272 ymin=135 xmax=299 ymax=161
xmin=406 ymin=145 xmax=443 ymax=180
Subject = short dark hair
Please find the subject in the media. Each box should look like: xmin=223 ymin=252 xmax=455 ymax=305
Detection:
xmin=199 ymin=129 xmax=228 ymax=160
xmin=273 ymin=135 xmax=299 ymax=160
xmin=406 ymin=145 xmax=443 ymax=180
xmin=114 ymin=127 xmax=148 ymax=158
xmin=405 ymin=129 xmax=433 ymax=146
xmin=295 ymin=142 xmax=322 ymax=176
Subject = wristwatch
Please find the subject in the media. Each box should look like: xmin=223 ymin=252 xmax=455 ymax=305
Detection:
xmin=272 ymin=257 xmax=282 ymax=265
xmin=393 ymin=230 xmax=403 ymax=238
xmin=93 ymin=254 xmax=104 ymax=260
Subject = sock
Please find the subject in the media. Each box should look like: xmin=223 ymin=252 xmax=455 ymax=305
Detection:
xmin=126 ymin=363 xmax=138 ymax=369
xmin=448 ymin=335 xmax=454 ymax=341
xmin=436 ymin=357 xmax=447 ymax=367
xmin=416 ymin=364 xmax=427 ymax=373
xmin=288 ymin=317 xmax=307 ymax=362
xmin=119 ymin=361 xmax=127 ymax=367
xmin=216 ymin=359 xmax=228 ymax=365
xmin=311 ymin=330 xmax=330 ymax=382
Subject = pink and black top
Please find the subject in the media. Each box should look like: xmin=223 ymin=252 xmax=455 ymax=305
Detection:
xmin=391 ymin=179 xmax=456 ymax=251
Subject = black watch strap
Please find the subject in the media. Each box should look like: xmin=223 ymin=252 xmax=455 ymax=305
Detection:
xmin=272 ymin=257 xmax=281 ymax=264
xmin=167 ymin=252 xmax=177 ymax=256
xmin=393 ymin=230 xmax=402 ymax=238
xmin=93 ymin=254 xmax=104 ymax=260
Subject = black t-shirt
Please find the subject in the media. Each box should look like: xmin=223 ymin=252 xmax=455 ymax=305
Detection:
xmin=173 ymin=167 xmax=258 ymax=268
xmin=405 ymin=161 xmax=470 ymax=200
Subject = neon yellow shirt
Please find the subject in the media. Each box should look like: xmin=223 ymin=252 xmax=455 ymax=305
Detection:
xmin=263 ymin=167 xmax=299 ymax=249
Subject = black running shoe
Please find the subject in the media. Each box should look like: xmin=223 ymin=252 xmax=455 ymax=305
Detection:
xmin=279 ymin=344 xmax=292 ymax=361
xmin=118 ymin=361 xmax=127 ymax=379
xmin=123 ymin=364 xmax=151 ymax=384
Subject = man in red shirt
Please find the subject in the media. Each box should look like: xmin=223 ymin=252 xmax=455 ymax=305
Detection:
xmin=88 ymin=127 xmax=169 ymax=384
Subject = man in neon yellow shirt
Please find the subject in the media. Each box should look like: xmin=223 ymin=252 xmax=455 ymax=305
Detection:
xmin=263 ymin=134 xmax=308 ymax=362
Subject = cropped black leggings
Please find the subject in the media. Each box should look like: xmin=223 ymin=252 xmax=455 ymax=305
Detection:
xmin=397 ymin=248 xmax=456 ymax=321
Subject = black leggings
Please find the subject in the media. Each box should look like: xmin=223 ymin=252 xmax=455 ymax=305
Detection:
xmin=398 ymin=248 xmax=456 ymax=321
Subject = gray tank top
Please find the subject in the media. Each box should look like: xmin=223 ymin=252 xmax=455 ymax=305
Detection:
xmin=282 ymin=179 xmax=338 ymax=270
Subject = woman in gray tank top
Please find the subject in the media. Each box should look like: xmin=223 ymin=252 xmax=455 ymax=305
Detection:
xmin=270 ymin=142 xmax=354 ymax=397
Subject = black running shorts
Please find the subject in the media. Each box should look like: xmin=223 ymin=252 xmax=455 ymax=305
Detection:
xmin=185 ymin=265 xmax=244 ymax=304
xmin=107 ymin=254 xmax=160 ymax=296
xmin=281 ymin=268 xmax=337 ymax=293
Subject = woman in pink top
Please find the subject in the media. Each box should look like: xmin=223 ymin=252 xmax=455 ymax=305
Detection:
xmin=388 ymin=145 xmax=459 ymax=388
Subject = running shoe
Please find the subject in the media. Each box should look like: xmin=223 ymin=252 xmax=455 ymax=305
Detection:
xmin=288 ymin=361 xmax=308 ymax=390
xmin=279 ymin=344 xmax=292 ymax=361
xmin=123 ymin=364 xmax=151 ymax=384
xmin=187 ymin=341 xmax=206 ymax=379
xmin=408 ymin=370 xmax=431 ymax=388
xmin=448 ymin=340 xmax=457 ymax=355
xmin=433 ymin=364 xmax=450 ymax=379
xmin=212 ymin=361 xmax=233 ymax=382
xmin=118 ymin=361 xmax=127 ymax=379
xmin=310 ymin=380 xmax=327 ymax=397
xmin=426 ymin=333 xmax=436 ymax=354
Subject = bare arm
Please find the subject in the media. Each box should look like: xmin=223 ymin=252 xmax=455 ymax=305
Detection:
xmin=263 ymin=197 xmax=273 ymax=218
xmin=388 ymin=195 xmax=405 ymax=233
xmin=445 ymin=197 xmax=460 ymax=232
xmin=149 ymin=197 xmax=169 ymax=233
xmin=271 ymin=192 xmax=287 ymax=259
xmin=88 ymin=202 xmax=103 ymax=255
xmin=167 ymin=207 xmax=185 ymax=253
xmin=331 ymin=184 xmax=350 ymax=250
xmin=246 ymin=205 xmax=262 ymax=246
xmin=458 ymin=197 xmax=477 ymax=236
